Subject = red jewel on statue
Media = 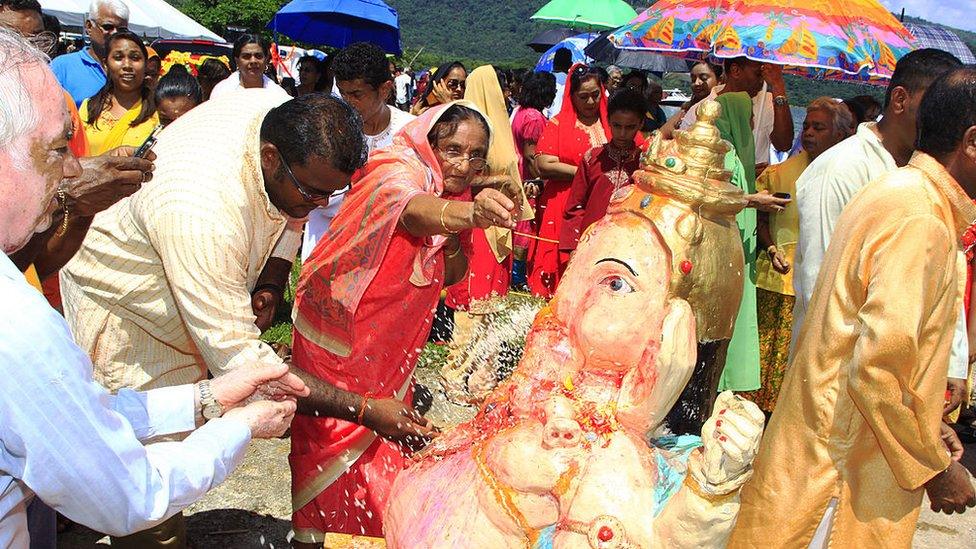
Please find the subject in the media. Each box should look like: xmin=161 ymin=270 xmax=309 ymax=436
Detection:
xmin=598 ymin=526 xmax=614 ymax=542
xmin=680 ymin=260 xmax=693 ymax=274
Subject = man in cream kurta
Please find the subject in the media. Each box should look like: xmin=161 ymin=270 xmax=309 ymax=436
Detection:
xmin=61 ymin=89 xmax=298 ymax=391
xmin=728 ymin=152 xmax=976 ymax=547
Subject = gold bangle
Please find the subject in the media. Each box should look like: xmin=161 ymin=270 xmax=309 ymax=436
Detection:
xmin=446 ymin=237 xmax=462 ymax=259
xmin=439 ymin=200 xmax=459 ymax=234
xmin=56 ymin=185 xmax=69 ymax=236
xmin=682 ymin=473 xmax=738 ymax=504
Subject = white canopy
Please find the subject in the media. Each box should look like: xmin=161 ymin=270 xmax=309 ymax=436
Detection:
xmin=42 ymin=0 xmax=224 ymax=42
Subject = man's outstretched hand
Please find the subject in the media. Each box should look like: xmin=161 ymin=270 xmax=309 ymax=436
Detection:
xmin=67 ymin=147 xmax=155 ymax=217
xmin=211 ymin=363 xmax=310 ymax=410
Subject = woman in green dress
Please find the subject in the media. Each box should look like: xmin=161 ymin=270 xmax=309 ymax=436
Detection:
xmin=712 ymin=92 xmax=791 ymax=397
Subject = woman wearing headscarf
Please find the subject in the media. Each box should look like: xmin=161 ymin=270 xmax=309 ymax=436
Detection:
xmin=526 ymin=64 xmax=610 ymax=298
xmin=410 ymin=61 xmax=467 ymax=116
xmin=441 ymin=65 xmax=532 ymax=403
xmin=289 ymin=102 xmax=518 ymax=545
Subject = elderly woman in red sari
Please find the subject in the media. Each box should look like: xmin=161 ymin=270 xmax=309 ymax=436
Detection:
xmin=526 ymin=64 xmax=610 ymax=298
xmin=288 ymin=102 xmax=519 ymax=546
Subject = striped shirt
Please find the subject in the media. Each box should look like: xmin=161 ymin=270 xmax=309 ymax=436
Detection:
xmin=61 ymin=90 xmax=295 ymax=391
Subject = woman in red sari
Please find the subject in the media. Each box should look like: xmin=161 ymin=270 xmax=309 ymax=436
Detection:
xmin=445 ymin=65 xmax=528 ymax=310
xmin=289 ymin=102 xmax=519 ymax=546
xmin=526 ymin=64 xmax=610 ymax=298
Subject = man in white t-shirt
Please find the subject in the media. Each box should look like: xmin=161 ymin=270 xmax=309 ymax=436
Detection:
xmin=682 ymin=57 xmax=794 ymax=171
xmin=394 ymin=66 xmax=412 ymax=111
xmin=302 ymin=42 xmax=416 ymax=260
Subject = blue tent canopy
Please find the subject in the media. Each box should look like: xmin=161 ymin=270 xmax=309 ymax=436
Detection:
xmin=268 ymin=0 xmax=401 ymax=55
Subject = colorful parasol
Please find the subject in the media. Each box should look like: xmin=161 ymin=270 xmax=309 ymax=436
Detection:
xmin=607 ymin=0 xmax=918 ymax=83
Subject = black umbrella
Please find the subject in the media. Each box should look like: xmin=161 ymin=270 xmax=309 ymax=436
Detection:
xmin=584 ymin=30 xmax=689 ymax=72
xmin=527 ymin=27 xmax=580 ymax=53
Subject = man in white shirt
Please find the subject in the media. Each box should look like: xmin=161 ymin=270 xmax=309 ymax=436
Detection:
xmin=394 ymin=65 xmax=412 ymax=111
xmin=0 ymin=28 xmax=306 ymax=548
xmin=303 ymin=42 xmax=416 ymax=260
xmin=792 ymin=48 xmax=967 ymax=398
xmin=682 ymin=57 xmax=794 ymax=170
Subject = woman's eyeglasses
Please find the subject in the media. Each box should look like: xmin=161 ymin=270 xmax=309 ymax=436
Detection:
xmin=437 ymin=147 xmax=487 ymax=172
xmin=277 ymin=150 xmax=332 ymax=204
xmin=445 ymin=79 xmax=466 ymax=92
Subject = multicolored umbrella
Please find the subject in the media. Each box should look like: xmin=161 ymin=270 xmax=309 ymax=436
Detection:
xmin=531 ymin=0 xmax=639 ymax=31
xmin=607 ymin=0 xmax=917 ymax=83
xmin=535 ymin=32 xmax=600 ymax=72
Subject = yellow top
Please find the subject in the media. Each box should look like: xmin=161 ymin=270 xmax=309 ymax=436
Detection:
xmin=79 ymin=98 xmax=159 ymax=156
xmin=754 ymin=151 xmax=809 ymax=295
xmin=729 ymin=153 xmax=976 ymax=548
xmin=24 ymin=264 xmax=42 ymax=292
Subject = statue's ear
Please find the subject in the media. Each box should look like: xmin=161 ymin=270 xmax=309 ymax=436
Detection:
xmin=616 ymin=298 xmax=697 ymax=435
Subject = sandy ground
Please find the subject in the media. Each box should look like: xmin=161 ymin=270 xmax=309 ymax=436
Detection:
xmin=58 ymin=372 xmax=976 ymax=548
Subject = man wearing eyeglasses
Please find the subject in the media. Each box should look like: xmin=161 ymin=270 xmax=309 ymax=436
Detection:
xmin=50 ymin=0 xmax=128 ymax=107
xmin=58 ymin=91 xmax=368 ymax=546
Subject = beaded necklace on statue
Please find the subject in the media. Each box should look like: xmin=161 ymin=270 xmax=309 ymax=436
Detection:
xmin=605 ymin=144 xmax=638 ymax=192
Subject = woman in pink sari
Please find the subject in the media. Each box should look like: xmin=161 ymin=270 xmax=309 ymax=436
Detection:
xmin=289 ymin=101 xmax=518 ymax=546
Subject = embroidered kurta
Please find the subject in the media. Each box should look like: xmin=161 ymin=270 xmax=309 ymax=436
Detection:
xmin=729 ymin=153 xmax=976 ymax=548
xmin=558 ymin=144 xmax=640 ymax=252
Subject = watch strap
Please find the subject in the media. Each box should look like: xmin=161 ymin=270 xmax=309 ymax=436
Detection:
xmin=199 ymin=379 xmax=223 ymax=419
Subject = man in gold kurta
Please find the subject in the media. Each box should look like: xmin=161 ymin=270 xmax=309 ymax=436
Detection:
xmin=729 ymin=69 xmax=976 ymax=548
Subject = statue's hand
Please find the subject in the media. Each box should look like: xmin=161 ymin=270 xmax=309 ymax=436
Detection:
xmin=697 ymin=391 xmax=764 ymax=490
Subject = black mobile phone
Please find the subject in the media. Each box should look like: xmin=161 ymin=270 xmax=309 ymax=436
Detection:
xmin=133 ymin=124 xmax=163 ymax=159
xmin=773 ymin=192 xmax=791 ymax=200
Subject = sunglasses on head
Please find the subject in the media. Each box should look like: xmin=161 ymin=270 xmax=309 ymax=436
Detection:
xmin=445 ymin=79 xmax=466 ymax=91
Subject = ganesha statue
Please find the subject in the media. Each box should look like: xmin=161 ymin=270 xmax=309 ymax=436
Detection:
xmin=385 ymin=101 xmax=765 ymax=548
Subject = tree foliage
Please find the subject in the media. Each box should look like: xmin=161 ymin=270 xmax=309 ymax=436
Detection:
xmin=170 ymin=0 xmax=285 ymax=36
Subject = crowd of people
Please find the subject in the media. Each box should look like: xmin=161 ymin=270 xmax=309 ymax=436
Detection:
xmin=1 ymin=0 xmax=976 ymax=546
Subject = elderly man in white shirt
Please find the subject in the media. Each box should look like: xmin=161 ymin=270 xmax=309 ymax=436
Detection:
xmin=792 ymin=48 xmax=968 ymax=403
xmin=0 ymin=29 xmax=307 ymax=548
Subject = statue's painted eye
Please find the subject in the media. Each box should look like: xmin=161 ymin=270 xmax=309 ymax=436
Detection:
xmin=601 ymin=275 xmax=635 ymax=294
